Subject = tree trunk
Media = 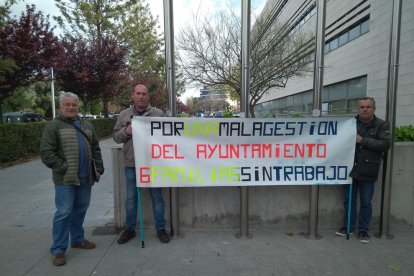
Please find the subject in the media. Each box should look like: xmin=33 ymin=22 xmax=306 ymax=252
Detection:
xmin=103 ymin=98 xmax=109 ymax=118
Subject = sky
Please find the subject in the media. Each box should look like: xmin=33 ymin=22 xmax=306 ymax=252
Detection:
xmin=8 ymin=0 xmax=266 ymax=102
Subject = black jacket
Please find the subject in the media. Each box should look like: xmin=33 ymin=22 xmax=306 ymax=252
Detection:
xmin=349 ymin=115 xmax=391 ymax=182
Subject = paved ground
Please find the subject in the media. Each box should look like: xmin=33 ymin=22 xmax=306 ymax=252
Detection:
xmin=0 ymin=138 xmax=413 ymax=276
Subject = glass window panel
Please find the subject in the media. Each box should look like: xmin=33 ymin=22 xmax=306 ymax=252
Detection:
xmin=300 ymin=18 xmax=305 ymax=26
xmin=293 ymin=105 xmax=302 ymax=112
xmin=322 ymin=86 xmax=329 ymax=101
xmin=338 ymin=32 xmax=348 ymax=46
xmin=348 ymin=99 xmax=360 ymax=114
xmin=329 ymin=38 xmax=338 ymax=50
xmin=322 ymin=102 xmax=329 ymax=115
xmin=293 ymin=93 xmax=303 ymax=106
xmin=329 ymin=82 xmax=347 ymax=101
xmin=305 ymin=103 xmax=313 ymax=114
xmin=329 ymin=100 xmax=348 ymax=114
xmin=349 ymin=25 xmax=361 ymax=41
xmin=279 ymin=98 xmax=287 ymax=108
xmin=286 ymin=96 xmax=294 ymax=108
xmin=303 ymin=91 xmax=313 ymax=104
xmin=348 ymin=77 xmax=367 ymax=98
xmin=361 ymin=20 xmax=369 ymax=34
xmin=324 ymin=43 xmax=330 ymax=53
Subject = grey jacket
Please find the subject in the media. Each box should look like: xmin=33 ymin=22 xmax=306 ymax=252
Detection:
xmin=113 ymin=105 xmax=163 ymax=167
xmin=350 ymin=115 xmax=391 ymax=182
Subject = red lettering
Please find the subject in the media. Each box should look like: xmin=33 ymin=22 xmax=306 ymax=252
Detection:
xmin=151 ymin=144 xmax=162 ymax=158
xmin=151 ymin=144 xmax=184 ymax=159
xmin=317 ymin=144 xmax=326 ymax=158
xmin=196 ymin=144 xmax=207 ymax=159
xmin=284 ymin=144 xmax=294 ymax=158
xmin=139 ymin=167 xmax=150 ymax=183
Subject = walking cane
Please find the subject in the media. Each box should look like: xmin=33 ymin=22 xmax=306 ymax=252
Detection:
xmin=346 ymin=183 xmax=353 ymax=240
xmin=137 ymin=187 xmax=145 ymax=248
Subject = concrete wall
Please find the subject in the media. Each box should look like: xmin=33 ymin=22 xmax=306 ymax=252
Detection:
xmin=112 ymin=142 xmax=414 ymax=231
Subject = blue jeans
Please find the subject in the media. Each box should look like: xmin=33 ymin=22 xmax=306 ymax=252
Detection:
xmin=125 ymin=166 xmax=166 ymax=231
xmin=50 ymin=177 xmax=91 ymax=254
xmin=343 ymin=179 xmax=375 ymax=233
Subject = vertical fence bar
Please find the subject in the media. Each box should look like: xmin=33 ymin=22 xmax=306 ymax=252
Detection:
xmin=379 ymin=0 xmax=402 ymax=239
xmin=307 ymin=0 xmax=326 ymax=240
xmin=237 ymin=0 xmax=251 ymax=238
xmin=163 ymin=0 xmax=179 ymax=237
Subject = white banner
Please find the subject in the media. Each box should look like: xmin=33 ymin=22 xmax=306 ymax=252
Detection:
xmin=132 ymin=117 xmax=356 ymax=187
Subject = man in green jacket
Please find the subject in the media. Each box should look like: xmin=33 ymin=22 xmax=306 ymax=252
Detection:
xmin=40 ymin=92 xmax=104 ymax=266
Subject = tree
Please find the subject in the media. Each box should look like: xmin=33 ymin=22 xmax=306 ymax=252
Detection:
xmin=176 ymin=8 xmax=314 ymax=117
xmin=0 ymin=1 xmax=18 ymax=89
xmin=54 ymin=37 xmax=128 ymax=116
xmin=0 ymin=5 xmax=63 ymax=116
xmin=0 ymin=0 xmax=19 ymax=27
xmin=54 ymin=0 xmax=166 ymax=113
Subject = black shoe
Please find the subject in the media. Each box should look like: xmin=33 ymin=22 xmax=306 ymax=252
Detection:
xmin=117 ymin=229 xmax=136 ymax=244
xmin=157 ymin=229 xmax=170 ymax=243
xmin=335 ymin=227 xmax=354 ymax=237
xmin=358 ymin=231 xmax=370 ymax=243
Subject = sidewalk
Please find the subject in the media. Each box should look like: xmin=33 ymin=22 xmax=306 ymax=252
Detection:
xmin=0 ymin=138 xmax=413 ymax=276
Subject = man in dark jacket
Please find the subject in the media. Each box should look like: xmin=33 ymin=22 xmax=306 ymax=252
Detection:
xmin=335 ymin=97 xmax=391 ymax=243
xmin=113 ymin=84 xmax=170 ymax=245
xmin=40 ymin=92 xmax=104 ymax=266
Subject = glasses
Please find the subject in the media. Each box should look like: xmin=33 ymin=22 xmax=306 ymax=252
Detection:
xmin=62 ymin=103 xmax=79 ymax=108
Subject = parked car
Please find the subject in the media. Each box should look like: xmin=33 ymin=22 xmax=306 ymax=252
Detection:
xmin=212 ymin=111 xmax=224 ymax=118
xmin=2 ymin=112 xmax=47 ymax=124
xmin=79 ymin=113 xmax=97 ymax=119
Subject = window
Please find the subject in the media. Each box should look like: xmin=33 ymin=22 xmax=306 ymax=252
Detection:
xmin=288 ymin=3 xmax=316 ymax=36
xmin=329 ymin=100 xmax=348 ymax=114
xmin=293 ymin=93 xmax=303 ymax=112
xmin=329 ymin=82 xmax=347 ymax=101
xmin=338 ymin=32 xmax=348 ymax=46
xmin=329 ymin=38 xmax=339 ymax=50
xmin=348 ymin=77 xmax=366 ymax=98
xmin=322 ymin=86 xmax=330 ymax=102
xmin=348 ymin=24 xmax=361 ymax=41
xmin=324 ymin=17 xmax=370 ymax=53
xmin=255 ymin=76 xmax=367 ymax=117
xmin=361 ymin=20 xmax=369 ymax=34
xmin=324 ymin=43 xmax=330 ymax=54
xmin=348 ymin=99 xmax=360 ymax=113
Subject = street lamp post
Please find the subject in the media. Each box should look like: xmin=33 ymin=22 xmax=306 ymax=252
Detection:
xmin=50 ymin=67 xmax=56 ymax=119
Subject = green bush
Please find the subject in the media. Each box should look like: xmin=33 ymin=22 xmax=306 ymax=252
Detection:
xmin=223 ymin=110 xmax=233 ymax=118
xmin=0 ymin=118 xmax=116 ymax=164
xmin=395 ymin=125 xmax=414 ymax=142
xmin=86 ymin=118 xmax=117 ymax=139
xmin=0 ymin=122 xmax=46 ymax=163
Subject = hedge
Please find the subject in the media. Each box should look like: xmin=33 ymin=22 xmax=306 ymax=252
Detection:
xmin=0 ymin=118 xmax=116 ymax=164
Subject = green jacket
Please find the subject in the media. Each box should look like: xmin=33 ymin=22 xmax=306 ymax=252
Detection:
xmin=40 ymin=116 xmax=104 ymax=185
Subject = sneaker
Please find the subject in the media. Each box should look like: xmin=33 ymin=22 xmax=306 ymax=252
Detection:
xmin=117 ymin=229 xmax=136 ymax=244
xmin=52 ymin=253 xmax=66 ymax=266
xmin=358 ymin=231 xmax=370 ymax=243
xmin=335 ymin=227 xmax=354 ymax=237
xmin=157 ymin=229 xmax=170 ymax=243
xmin=71 ymin=239 xmax=96 ymax=249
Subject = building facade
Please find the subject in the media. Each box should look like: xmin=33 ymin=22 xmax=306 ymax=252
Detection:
xmin=255 ymin=0 xmax=414 ymax=126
